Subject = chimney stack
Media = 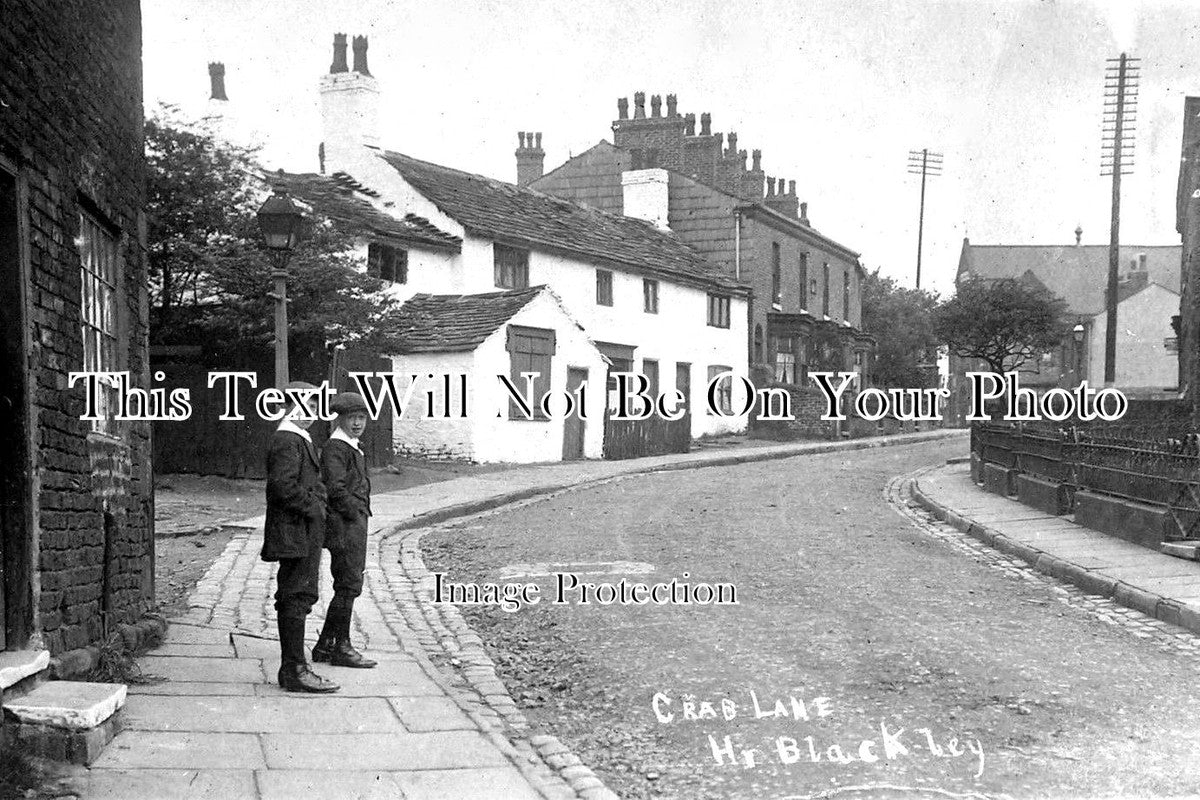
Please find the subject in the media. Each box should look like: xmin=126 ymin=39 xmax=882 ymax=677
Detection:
xmin=351 ymin=35 xmax=371 ymax=75
xmin=634 ymin=91 xmax=646 ymax=119
xmin=751 ymin=149 xmax=762 ymax=171
xmin=515 ymin=131 xmax=545 ymax=186
xmin=727 ymin=132 xmax=738 ymax=155
xmin=320 ymin=32 xmax=380 ymax=174
xmin=800 ymin=201 xmax=810 ymax=225
xmin=650 ymin=94 xmax=662 ymax=118
xmin=666 ymin=94 xmax=678 ymax=116
xmin=684 ymin=113 xmax=696 ymax=136
xmin=617 ymin=97 xmax=629 ymax=120
xmin=208 ymin=62 xmax=228 ymax=101
xmin=766 ymin=177 xmax=776 ymax=197
xmin=330 ymin=32 xmax=349 ymax=73
xmin=700 ymin=113 xmax=711 ymax=136
xmin=622 ymin=168 xmax=670 ymax=230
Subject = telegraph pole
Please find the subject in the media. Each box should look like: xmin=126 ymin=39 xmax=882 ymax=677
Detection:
xmin=1101 ymin=53 xmax=1139 ymax=386
xmin=907 ymin=148 xmax=943 ymax=288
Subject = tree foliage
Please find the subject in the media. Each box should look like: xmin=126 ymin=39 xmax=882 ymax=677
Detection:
xmin=145 ymin=106 xmax=400 ymax=366
xmin=860 ymin=269 xmax=941 ymax=387
xmin=934 ymin=277 xmax=1070 ymax=373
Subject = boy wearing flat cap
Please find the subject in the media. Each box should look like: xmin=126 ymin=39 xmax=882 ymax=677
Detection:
xmin=313 ymin=391 xmax=377 ymax=668
xmin=263 ymin=380 xmax=339 ymax=693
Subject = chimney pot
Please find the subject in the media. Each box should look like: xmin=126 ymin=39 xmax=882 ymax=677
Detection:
xmin=788 ymin=179 xmax=796 ymax=196
xmin=800 ymin=201 xmax=809 ymax=224
xmin=634 ymin=91 xmax=646 ymax=119
xmin=666 ymin=94 xmax=677 ymax=116
xmin=1074 ymin=224 xmax=1083 ymax=245
xmin=751 ymin=149 xmax=762 ymax=171
xmin=351 ymin=35 xmax=370 ymax=75
xmin=684 ymin=113 xmax=696 ymax=136
xmin=727 ymin=132 xmax=738 ymax=154
xmin=700 ymin=113 xmax=711 ymax=136
xmin=330 ymin=33 xmax=349 ymax=73
xmin=767 ymin=177 xmax=776 ymax=196
xmin=650 ymin=94 xmax=662 ymax=118
xmin=617 ymin=97 xmax=629 ymax=120
xmin=207 ymin=62 xmax=228 ymax=101
xmin=535 ymin=132 xmax=542 ymax=149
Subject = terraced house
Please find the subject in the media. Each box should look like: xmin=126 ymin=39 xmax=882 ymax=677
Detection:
xmin=528 ymin=92 xmax=874 ymax=432
xmin=285 ymin=36 xmax=752 ymax=462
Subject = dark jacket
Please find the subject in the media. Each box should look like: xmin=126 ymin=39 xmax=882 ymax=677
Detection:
xmin=262 ymin=429 xmax=326 ymax=561
xmin=321 ymin=437 xmax=371 ymax=551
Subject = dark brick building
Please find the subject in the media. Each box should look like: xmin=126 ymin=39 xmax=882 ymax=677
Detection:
xmin=0 ymin=0 xmax=154 ymax=656
xmin=1177 ymin=96 xmax=1200 ymax=422
xmin=530 ymin=93 xmax=874 ymax=424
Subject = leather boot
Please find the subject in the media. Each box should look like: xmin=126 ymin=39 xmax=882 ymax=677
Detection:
xmin=332 ymin=600 xmax=376 ymax=669
xmin=277 ymin=615 xmax=339 ymax=693
xmin=311 ymin=610 xmax=339 ymax=664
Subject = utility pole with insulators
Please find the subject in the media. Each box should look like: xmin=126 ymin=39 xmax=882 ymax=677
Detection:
xmin=907 ymin=148 xmax=943 ymax=289
xmin=1101 ymin=53 xmax=1139 ymax=386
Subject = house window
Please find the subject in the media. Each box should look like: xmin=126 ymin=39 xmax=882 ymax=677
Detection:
xmin=642 ymin=358 xmax=659 ymax=399
xmin=707 ymin=365 xmax=732 ymax=415
xmin=596 ymin=269 xmax=613 ymax=306
xmin=843 ymin=270 xmax=850 ymax=321
xmin=78 ymin=210 xmax=119 ymax=435
xmin=774 ymin=336 xmax=797 ymax=385
xmin=822 ymin=263 xmax=830 ymax=317
xmin=494 ymin=244 xmax=530 ymax=289
xmin=707 ymin=294 xmax=731 ymax=328
xmin=506 ymin=325 xmax=555 ymax=419
xmin=643 ymin=279 xmax=659 ymax=314
xmin=799 ymin=253 xmax=808 ymax=311
xmin=771 ymin=242 xmax=782 ymax=309
xmin=367 ymin=242 xmax=408 ymax=284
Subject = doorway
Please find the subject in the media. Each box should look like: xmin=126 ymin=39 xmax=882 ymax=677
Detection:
xmin=0 ymin=168 xmax=31 ymax=649
xmin=562 ymin=367 xmax=588 ymax=460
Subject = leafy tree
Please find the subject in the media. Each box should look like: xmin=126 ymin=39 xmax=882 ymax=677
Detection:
xmin=145 ymin=106 xmax=400 ymax=367
xmin=934 ymin=276 xmax=1070 ymax=373
xmin=860 ymin=269 xmax=941 ymax=387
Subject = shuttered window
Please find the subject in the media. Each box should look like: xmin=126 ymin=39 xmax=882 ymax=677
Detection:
xmin=506 ymin=325 xmax=555 ymax=419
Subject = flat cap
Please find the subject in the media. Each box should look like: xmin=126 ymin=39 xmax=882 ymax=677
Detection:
xmin=330 ymin=391 xmax=369 ymax=415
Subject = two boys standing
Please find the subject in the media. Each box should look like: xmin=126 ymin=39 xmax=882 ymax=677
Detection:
xmin=262 ymin=382 xmax=377 ymax=693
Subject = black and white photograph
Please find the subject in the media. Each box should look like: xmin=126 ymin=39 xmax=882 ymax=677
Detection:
xmin=4 ymin=1 xmax=1200 ymax=797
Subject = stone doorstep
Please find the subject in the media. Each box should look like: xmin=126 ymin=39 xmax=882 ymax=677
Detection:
xmin=1162 ymin=540 xmax=1200 ymax=561
xmin=4 ymin=681 xmax=126 ymax=730
xmin=0 ymin=649 xmax=51 ymax=691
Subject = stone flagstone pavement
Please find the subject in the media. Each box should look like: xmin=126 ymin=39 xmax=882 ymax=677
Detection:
xmin=77 ymin=430 xmax=962 ymax=799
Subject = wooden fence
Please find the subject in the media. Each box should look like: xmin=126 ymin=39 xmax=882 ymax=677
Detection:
xmin=603 ymin=412 xmax=692 ymax=460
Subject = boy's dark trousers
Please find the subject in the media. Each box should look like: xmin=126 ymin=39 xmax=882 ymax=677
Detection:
xmin=315 ymin=437 xmax=376 ymax=668
xmin=263 ymin=428 xmax=338 ymax=692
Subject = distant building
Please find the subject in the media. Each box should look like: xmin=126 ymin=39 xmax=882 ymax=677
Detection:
xmin=1 ymin=1 xmax=154 ymax=656
xmin=528 ymin=94 xmax=875 ymax=416
xmin=1175 ymin=95 xmax=1200 ymax=417
xmin=949 ymin=237 xmax=1181 ymax=419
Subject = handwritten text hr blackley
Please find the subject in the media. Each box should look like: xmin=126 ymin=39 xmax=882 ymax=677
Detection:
xmin=67 ymin=370 xmax=1129 ymax=423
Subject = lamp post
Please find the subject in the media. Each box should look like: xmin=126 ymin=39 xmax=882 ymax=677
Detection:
xmin=256 ymin=187 xmax=304 ymax=389
xmin=1073 ymin=323 xmax=1085 ymax=383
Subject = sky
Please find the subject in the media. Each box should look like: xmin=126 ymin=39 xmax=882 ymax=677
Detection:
xmin=142 ymin=0 xmax=1200 ymax=296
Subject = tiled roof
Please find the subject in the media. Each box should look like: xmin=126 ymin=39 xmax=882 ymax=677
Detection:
xmin=387 ymin=287 xmax=544 ymax=353
xmin=273 ymin=172 xmax=461 ymax=251
xmin=381 ymin=151 xmax=747 ymax=293
xmin=957 ymin=243 xmax=1181 ymax=316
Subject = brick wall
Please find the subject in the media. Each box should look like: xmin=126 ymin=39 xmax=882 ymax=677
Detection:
xmin=2 ymin=0 xmax=152 ymax=653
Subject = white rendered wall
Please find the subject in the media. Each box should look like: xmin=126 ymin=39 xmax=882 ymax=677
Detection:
xmin=1086 ymin=283 xmax=1180 ymax=391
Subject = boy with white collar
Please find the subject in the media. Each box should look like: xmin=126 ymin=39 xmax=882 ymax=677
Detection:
xmin=263 ymin=380 xmax=339 ymax=693
xmin=313 ymin=391 xmax=377 ymax=668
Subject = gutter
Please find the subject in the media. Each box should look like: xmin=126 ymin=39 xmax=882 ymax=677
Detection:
xmin=734 ymin=209 xmax=742 ymax=280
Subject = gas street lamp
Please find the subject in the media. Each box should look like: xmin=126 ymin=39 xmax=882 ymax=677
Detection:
xmin=256 ymin=186 xmax=304 ymax=388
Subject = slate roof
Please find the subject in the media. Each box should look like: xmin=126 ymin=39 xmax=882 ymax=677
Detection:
xmin=273 ymin=172 xmax=461 ymax=251
xmin=387 ymin=287 xmax=545 ymax=353
xmin=381 ymin=151 xmax=747 ymax=293
xmin=957 ymin=242 xmax=1182 ymax=316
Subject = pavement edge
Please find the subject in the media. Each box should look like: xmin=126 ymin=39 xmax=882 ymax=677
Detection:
xmin=909 ymin=465 xmax=1200 ymax=637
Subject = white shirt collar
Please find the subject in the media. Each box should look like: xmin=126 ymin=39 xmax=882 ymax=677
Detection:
xmin=329 ymin=425 xmax=362 ymax=452
xmin=277 ymin=419 xmax=313 ymax=443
